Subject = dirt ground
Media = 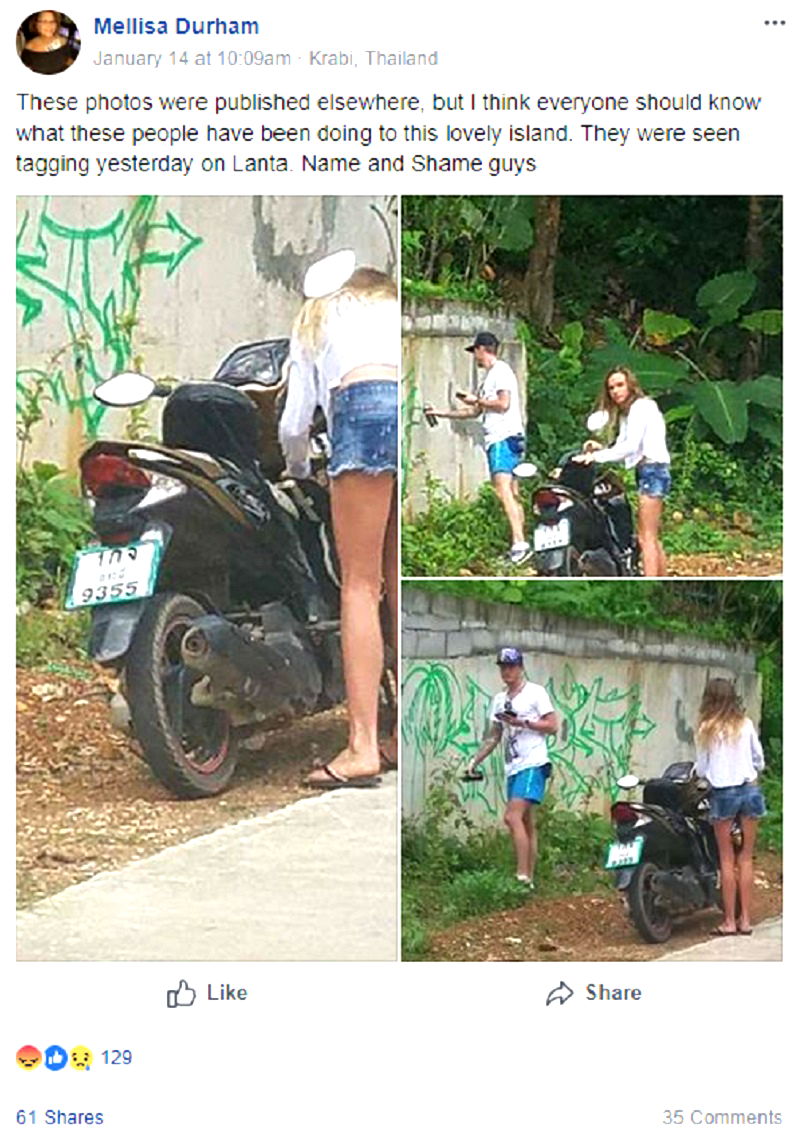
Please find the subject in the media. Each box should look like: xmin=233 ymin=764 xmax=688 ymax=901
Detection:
xmin=665 ymin=550 xmax=781 ymax=577
xmin=17 ymin=662 xmax=351 ymax=907
xmin=424 ymin=850 xmax=783 ymax=962
xmin=467 ymin=546 xmax=782 ymax=579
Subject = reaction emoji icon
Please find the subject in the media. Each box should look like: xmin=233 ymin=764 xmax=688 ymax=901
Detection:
xmin=70 ymin=1046 xmax=93 ymax=1071
xmin=45 ymin=1045 xmax=69 ymax=1071
xmin=17 ymin=1045 xmax=43 ymax=1070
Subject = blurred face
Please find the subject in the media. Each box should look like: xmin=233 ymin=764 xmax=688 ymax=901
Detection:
xmin=473 ymin=345 xmax=493 ymax=368
xmin=606 ymin=370 xmax=630 ymax=406
xmin=36 ymin=11 xmax=59 ymax=35
xmin=499 ymin=663 xmax=523 ymax=688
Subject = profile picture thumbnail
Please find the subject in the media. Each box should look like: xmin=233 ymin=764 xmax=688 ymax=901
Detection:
xmin=17 ymin=10 xmax=80 ymax=75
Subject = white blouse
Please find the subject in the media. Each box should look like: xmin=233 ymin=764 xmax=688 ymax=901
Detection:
xmin=591 ymin=397 xmax=670 ymax=469
xmin=279 ymin=294 xmax=398 ymax=478
xmin=692 ymin=717 xmax=765 ymax=788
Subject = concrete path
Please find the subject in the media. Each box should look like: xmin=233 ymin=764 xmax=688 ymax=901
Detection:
xmin=17 ymin=774 xmax=397 ymax=962
xmin=660 ymin=916 xmax=781 ymax=962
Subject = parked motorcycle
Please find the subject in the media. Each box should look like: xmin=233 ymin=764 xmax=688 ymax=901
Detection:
xmin=605 ymin=761 xmax=740 ymax=943
xmin=65 ymin=352 xmax=348 ymax=799
xmin=515 ymin=411 xmax=640 ymax=577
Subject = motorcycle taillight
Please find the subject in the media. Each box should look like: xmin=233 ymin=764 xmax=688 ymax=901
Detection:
xmin=535 ymin=489 xmax=561 ymax=511
xmin=611 ymin=801 xmax=638 ymax=824
xmin=82 ymin=454 xmax=151 ymax=497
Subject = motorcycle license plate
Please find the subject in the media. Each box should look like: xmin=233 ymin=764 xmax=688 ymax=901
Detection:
xmin=65 ymin=539 xmax=163 ymax=610
xmin=534 ymin=518 xmax=570 ymax=552
xmin=605 ymin=836 xmax=644 ymax=870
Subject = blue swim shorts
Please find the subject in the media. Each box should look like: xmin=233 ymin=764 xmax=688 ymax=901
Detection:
xmin=328 ymin=380 xmax=398 ymax=479
xmin=635 ymin=461 xmax=671 ymax=499
xmin=487 ymin=434 xmax=525 ymax=476
xmin=709 ymin=782 xmax=767 ymax=822
xmin=507 ymin=763 xmax=552 ymax=804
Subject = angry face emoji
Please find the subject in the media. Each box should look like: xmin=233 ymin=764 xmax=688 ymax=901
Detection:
xmin=69 ymin=1046 xmax=93 ymax=1071
xmin=17 ymin=1045 xmax=42 ymax=1069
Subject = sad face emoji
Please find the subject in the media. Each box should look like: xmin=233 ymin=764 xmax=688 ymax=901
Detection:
xmin=17 ymin=1045 xmax=42 ymax=1069
xmin=69 ymin=1046 xmax=92 ymax=1071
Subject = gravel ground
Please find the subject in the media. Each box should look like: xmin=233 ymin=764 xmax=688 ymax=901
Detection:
xmin=17 ymin=662 xmax=352 ymax=907
xmin=422 ymin=850 xmax=783 ymax=962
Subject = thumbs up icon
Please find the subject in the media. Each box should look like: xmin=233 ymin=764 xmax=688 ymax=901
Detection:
xmin=166 ymin=980 xmax=197 ymax=1008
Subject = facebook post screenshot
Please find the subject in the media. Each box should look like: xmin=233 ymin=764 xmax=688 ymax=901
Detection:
xmin=7 ymin=2 xmax=793 ymax=1134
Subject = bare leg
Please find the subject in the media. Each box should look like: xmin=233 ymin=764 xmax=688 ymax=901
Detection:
xmin=522 ymin=806 xmax=539 ymax=879
xmin=505 ymin=798 xmax=532 ymax=878
xmin=713 ymin=820 xmax=738 ymax=933
xmin=737 ymin=817 xmax=759 ymax=933
xmin=492 ymin=472 xmax=526 ymax=546
xmin=380 ymin=489 xmax=399 ymax=767
xmin=307 ymin=471 xmax=394 ymax=782
xmin=638 ymin=494 xmax=666 ymax=577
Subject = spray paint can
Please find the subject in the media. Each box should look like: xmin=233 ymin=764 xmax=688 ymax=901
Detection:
xmin=424 ymin=407 xmax=438 ymax=427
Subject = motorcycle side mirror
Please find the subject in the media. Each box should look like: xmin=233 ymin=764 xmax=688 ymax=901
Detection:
xmin=513 ymin=462 xmax=539 ymax=479
xmin=617 ymin=773 xmax=640 ymax=790
xmin=586 ymin=410 xmax=610 ymax=433
xmin=93 ymin=371 xmax=156 ymax=407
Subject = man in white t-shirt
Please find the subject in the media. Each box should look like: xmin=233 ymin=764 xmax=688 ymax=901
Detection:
xmin=465 ymin=647 xmax=558 ymax=887
xmin=423 ymin=331 xmax=531 ymax=565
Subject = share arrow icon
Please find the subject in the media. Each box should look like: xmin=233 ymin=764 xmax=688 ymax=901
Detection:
xmin=546 ymin=981 xmax=574 ymax=1006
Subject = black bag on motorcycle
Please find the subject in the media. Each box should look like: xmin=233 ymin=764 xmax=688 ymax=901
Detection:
xmin=162 ymin=383 xmax=262 ymax=469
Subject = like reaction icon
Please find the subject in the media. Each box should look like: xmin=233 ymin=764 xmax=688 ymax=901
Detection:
xmin=167 ymin=980 xmax=197 ymax=1008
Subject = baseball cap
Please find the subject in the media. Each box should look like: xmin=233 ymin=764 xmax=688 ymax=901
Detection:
xmin=465 ymin=331 xmax=499 ymax=353
xmin=496 ymin=647 xmax=523 ymax=666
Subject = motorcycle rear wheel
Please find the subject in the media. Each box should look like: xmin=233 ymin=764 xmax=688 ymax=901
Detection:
xmin=126 ymin=592 xmax=235 ymax=799
xmin=628 ymin=861 xmax=673 ymax=943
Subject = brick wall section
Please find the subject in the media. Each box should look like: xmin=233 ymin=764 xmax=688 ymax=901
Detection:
xmin=402 ymin=588 xmax=754 ymax=673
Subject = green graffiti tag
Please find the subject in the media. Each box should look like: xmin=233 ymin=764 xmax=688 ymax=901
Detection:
xmin=401 ymin=661 xmax=505 ymax=817
xmin=16 ymin=196 xmax=202 ymax=435
xmin=545 ymin=665 xmax=657 ymax=809
xmin=402 ymin=660 xmax=658 ymax=818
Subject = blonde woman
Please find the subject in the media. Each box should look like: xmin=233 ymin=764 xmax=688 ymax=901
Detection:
xmin=574 ymin=365 xmax=670 ymax=576
xmin=693 ymin=678 xmax=766 ymax=936
xmin=280 ymin=251 xmax=398 ymax=788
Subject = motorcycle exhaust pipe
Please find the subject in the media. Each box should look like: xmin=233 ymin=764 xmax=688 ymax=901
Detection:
xmin=181 ymin=614 xmax=322 ymax=717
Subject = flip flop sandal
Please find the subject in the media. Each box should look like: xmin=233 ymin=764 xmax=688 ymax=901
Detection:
xmin=379 ymin=747 xmax=397 ymax=772
xmin=737 ymin=928 xmax=754 ymax=936
xmin=710 ymin=927 xmax=738 ymax=937
xmin=304 ymin=764 xmax=382 ymax=790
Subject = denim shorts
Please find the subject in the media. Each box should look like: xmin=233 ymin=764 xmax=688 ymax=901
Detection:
xmin=636 ymin=461 xmax=671 ymax=499
xmin=709 ymin=782 xmax=767 ymax=821
xmin=507 ymin=763 xmax=552 ymax=803
xmin=487 ymin=434 xmax=525 ymax=476
xmin=328 ymin=380 xmax=398 ymax=478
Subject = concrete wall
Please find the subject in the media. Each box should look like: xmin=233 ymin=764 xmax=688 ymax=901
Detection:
xmin=402 ymin=588 xmax=761 ymax=825
xmin=402 ymin=300 xmax=526 ymax=515
xmin=17 ymin=195 xmax=396 ymax=471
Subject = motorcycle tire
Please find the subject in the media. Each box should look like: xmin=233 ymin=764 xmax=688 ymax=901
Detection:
xmin=628 ymin=861 xmax=673 ymax=943
xmin=125 ymin=592 xmax=235 ymax=799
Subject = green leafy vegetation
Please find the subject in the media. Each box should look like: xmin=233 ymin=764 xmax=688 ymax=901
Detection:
xmin=17 ymin=608 xmax=90 ymax=668
xmin=17 ymin=462 xmax=92 ymax=608
xmin=403 ymin=196 xmax=782 ymax=562
xmin=402 ymin=760 xmax=614 ymax=960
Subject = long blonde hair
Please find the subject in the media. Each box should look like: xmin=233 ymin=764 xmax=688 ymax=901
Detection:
xmin=696 ymin=678 xmax=747 ymax=748
xmin=596 ymin=365 xmax=646 ymax=433
xmin=291 ymin=266 xmax=396 ymax=355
